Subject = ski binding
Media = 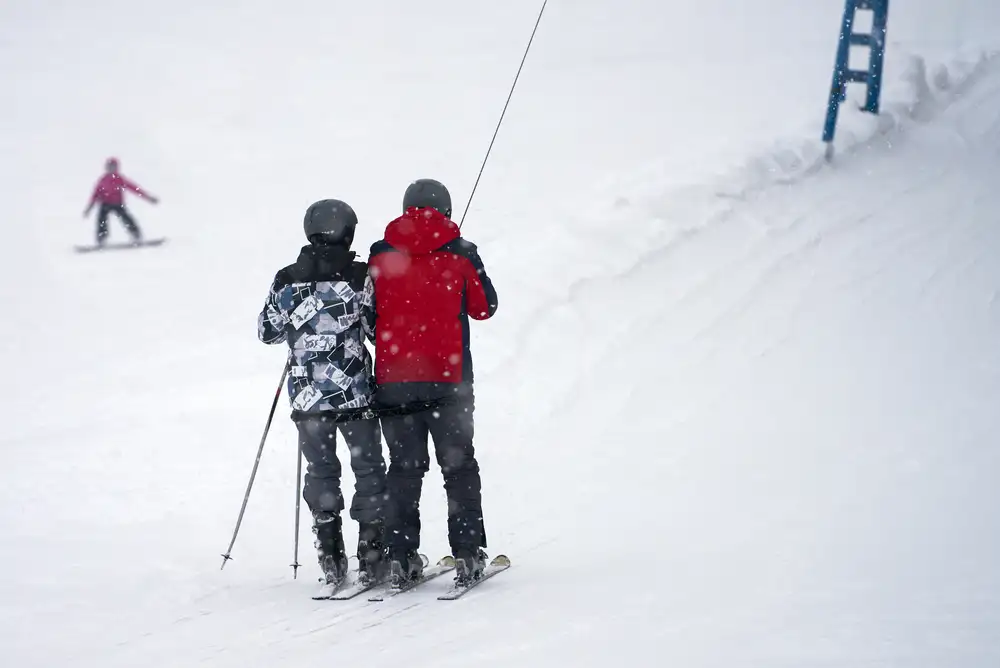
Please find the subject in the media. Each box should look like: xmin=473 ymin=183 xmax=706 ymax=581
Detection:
xmin=437 ymin=554 xmax=510 ymax=600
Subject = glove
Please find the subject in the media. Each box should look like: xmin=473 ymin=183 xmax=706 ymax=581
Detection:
xmin=82 ymin=207 xmax=91 ymax=218
xmin=148 ymin=196 xmax=159 ymax=205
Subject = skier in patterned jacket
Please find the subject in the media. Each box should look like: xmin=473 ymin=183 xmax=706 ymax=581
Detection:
xmin=362 ymin=179 xmax=498 ymax=587
xmin=258 ymin=199 xmax=388 ymax=589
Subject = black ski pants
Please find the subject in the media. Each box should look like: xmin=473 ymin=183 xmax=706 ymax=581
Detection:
xmin=96 ymin=203 xmax=141 ymax=243
xmin=295 ymin=414 xmax=387 ymax=524
xmin=381 ymin=389 xmax=486 ymax=555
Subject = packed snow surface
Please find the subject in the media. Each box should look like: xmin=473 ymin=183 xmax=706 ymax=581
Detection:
xmin=1 ymin=1 xmax=999 ymax=666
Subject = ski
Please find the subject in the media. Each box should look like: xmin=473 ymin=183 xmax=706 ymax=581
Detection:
xmin=437 ymin=554 xmax=510 ymax=600
xmin=368 ymin=556 xmax=454 ymax=602
xmin=313 ymin=555 xmax=419 ymax=601
xmin=312 ymin=577 xmax=351 ymax=600
xmin=326 ymin=573 xmax=388 ymax=600
xmin=313 ymin=568 xmax=393 ymax=600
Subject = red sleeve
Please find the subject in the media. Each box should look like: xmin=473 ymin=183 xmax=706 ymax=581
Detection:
xmin=122 ymin=177 xmax=150 ymax=199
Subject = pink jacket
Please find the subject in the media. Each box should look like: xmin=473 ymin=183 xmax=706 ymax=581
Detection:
xmin=88 ymin=172 xmax=152 ymax=207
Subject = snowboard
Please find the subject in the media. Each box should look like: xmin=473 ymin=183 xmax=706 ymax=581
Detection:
xmin=74 ymin=238 xmax=167 ymax=253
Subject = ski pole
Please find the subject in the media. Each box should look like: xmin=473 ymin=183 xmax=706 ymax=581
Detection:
xmin=458 ymin=0 xmax=549 ymax=229
xmin=291 ymin=438 xmax=304 ymax=578
xmin=220 ymin=360 xmax=290 ymax=570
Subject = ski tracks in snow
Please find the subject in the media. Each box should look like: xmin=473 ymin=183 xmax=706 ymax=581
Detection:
xmin=4 ymin=32 xmax=1000 ymax=668
xmin=93 ymin=48 xmax=1000 ymax=668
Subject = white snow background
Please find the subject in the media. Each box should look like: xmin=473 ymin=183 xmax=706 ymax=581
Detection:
xmin=1 ymin=1 xmax=999 ymax=666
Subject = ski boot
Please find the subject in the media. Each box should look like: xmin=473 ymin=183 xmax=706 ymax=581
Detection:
xmin=313 ymin=513 xmax=349 ymax=586
xmin=388 ymin=549 xmax=424 ymax=588
xmin=356 ymin=520 xmax=388 ymax=586
xmin=453 ymin=546 xmax=488 ymax=586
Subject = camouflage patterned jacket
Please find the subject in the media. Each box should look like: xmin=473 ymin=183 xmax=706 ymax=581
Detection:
xmin=257 ymin=244 xmax=375 ymax=415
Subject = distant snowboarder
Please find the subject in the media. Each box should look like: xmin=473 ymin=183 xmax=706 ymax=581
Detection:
xmin=257 ymin=199 xmax=389 ymax=591
xmin=362 ymin=178 xmax=498 ymax=587
xmin=83 ymin=157 xmax=158 ymax=246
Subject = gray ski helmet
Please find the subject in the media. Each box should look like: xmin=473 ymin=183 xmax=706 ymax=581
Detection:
xmin=303 ymin=199 xmax=358 ymax=247
xmin=403 ymin=178 xmax=452 ymax=217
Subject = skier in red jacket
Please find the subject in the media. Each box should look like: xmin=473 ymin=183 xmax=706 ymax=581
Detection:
xmin=362 ymin=178 xmax=498 ymax=588
xmin=83 ymin=157 xmax=158 ymax=246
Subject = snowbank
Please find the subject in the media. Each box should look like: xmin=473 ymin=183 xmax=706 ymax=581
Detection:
xmin=546 ymin=48 xmax=1000 ymax=288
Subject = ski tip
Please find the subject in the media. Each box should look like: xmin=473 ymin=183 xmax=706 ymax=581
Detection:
xmin=438 ymin=555 xmax=456 ymax=567
xmin=490 ymin=554 xmax=511 ymax=567
xmin=419 ymin=553 xmax=430 ymax=567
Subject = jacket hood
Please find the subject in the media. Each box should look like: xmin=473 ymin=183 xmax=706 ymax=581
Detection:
xmin=383 ymin=207 xmax=460 ymax=256
xmin=289 ymin=244 xmax=356 ymax=281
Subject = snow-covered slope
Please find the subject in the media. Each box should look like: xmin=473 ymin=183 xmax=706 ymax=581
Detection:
xmin=1 ymin=2 xmax=999 ymax=667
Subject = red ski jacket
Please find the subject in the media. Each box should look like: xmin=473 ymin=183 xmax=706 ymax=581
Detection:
xmin=87 ymin=172 xmax=152 ymax=207
xmin=364 ymin=207 xmax=498 ymax=392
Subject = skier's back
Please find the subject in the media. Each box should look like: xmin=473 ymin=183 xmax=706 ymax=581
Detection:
xmin=363 ymin=178 xmax=498 ymax=586
xmin=258 ymin=199 xmax=389 ymax=588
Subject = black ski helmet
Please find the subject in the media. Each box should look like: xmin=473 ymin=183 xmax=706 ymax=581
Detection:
xmin=403 ymin=178 xmax=452 ymax=218
xmin=303 ymin=199 xmax=358 ymax=247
